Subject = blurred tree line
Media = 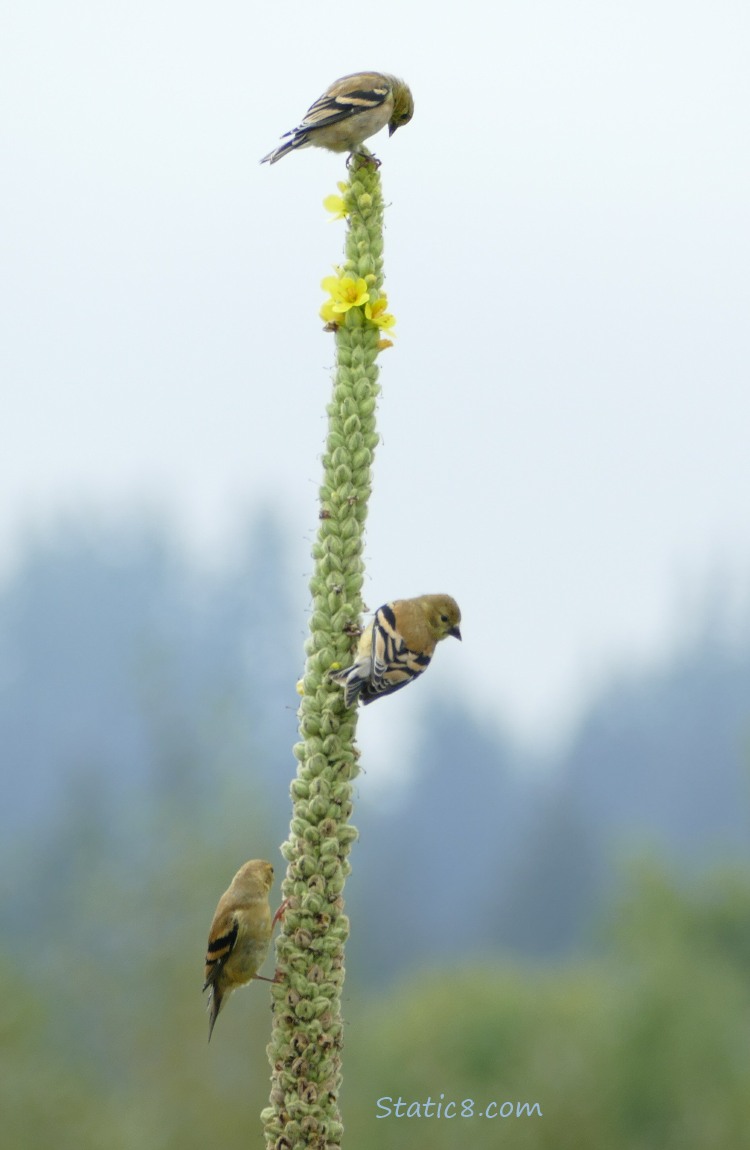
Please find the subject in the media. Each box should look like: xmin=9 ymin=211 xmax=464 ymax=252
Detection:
xmin=1 ymin=511 xmax=748 ymax=1147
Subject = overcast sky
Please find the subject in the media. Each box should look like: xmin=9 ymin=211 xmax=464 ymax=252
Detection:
xmin=3 ymin=1 xmax=749 ymax=749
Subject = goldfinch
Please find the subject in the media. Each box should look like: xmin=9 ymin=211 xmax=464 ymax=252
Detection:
xmin=331 ymin=594 xmax=461 ymax=707
xmin=203 ymin=859 xmax=283 ymax=1042
xmin=260 ymin=72 xmax=414 ymax=165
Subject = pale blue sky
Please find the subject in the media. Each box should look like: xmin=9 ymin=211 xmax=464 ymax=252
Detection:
xmin=3 ymin=0 xmax=750 ymax=746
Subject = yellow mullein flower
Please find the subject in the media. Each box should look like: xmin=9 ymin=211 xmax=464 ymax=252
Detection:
xmin=320 ymin=274 xmax=370 ymax=325
xmin=323 ymin=182 xmax=349 ymax=221
xmin=364 ymin=294 xmax=396 ymax=333
xmin=320 ymin=299 xmax=342 ymax=326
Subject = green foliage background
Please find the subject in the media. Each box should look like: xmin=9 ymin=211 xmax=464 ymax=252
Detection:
xmin=4 ymin=794 xmax=750 ymax=1147
xmin=1 ymin=518 xmax=749 ymax=1147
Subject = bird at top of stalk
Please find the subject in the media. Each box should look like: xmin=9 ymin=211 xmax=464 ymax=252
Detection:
xmin=260 ymin=72 xmax=414 ymax=165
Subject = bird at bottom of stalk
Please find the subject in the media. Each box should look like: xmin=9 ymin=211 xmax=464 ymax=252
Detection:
xmin=203 ymin=859 xmax=287 ymax=1041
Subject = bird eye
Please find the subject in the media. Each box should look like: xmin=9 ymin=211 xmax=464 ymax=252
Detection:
xmin=440 ymin=614 xmax=448 ymax=622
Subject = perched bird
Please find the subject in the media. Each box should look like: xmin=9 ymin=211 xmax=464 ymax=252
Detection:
xmin=260 ymin=72 xmax=414 ymax=165
xmin=331 ymin=594 xmax=462 ymax=707
xmin=203 ymin=859 xmax=281 ymax=1042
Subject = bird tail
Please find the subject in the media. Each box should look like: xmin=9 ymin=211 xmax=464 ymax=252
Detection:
xmin=260 ymin=129 xmax=312 ymax=165
xmin=205 ymin=984 xmax=223 ymax=1043
xmin=329 ymin=665 xmax=364 ymax=709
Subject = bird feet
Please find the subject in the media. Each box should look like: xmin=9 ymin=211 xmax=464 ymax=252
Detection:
xmin=272 ymin=897 xmax=291 ymax=930
xmin=347 ymin=149 xmax=381 ymax=170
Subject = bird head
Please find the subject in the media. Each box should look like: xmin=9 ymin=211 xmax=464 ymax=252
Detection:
xmin=233 ymin=859 xmax=274 ymax=897
xmin=388 ymin=79 xmax=414 ymax=136
xmin=422 ymin=594 xmax=462 ymax=642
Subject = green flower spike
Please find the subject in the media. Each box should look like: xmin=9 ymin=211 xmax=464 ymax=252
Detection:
xmin=319 ymin=168 xmax=396 ymax=340
xmin=263 ymin=152 xmax=389 ymax=1150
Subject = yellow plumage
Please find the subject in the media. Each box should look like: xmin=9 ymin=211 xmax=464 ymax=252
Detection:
xmin=261 ymin=72 xmax=414 ymax=165
xmin=331 ymin=594 xmax=462 ymax=707
xmin=203 ymin=859 xmax=279 ymax=1041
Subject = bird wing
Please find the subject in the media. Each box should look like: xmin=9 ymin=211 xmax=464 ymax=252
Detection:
xmin=203 ymin=914 xmax=238 ymax=990
xmin=299 ymin=73 xmax=392 ymax=131
xmin=369 ymin=603 xmax=398 ymax=685
xmin=366 ymin=603 xmax=431 ymax=700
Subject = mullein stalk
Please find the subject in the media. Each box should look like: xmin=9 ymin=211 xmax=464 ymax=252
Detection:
xmin=262 ymin=152 xmax=386 ymax=1150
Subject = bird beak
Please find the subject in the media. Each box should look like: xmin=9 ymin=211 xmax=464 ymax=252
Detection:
xmin=388 ymin=123 xmax=397 ymax=136
xmin=450 ymin=626 xmax=462 ymax=641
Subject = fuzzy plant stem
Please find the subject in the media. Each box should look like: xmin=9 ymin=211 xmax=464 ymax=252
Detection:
xmin=262 ymin=154 xmax=386 ymax=1150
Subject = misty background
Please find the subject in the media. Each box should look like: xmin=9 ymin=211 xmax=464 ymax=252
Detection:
xmin=2 ymin=2 xmax=750 ymax=1147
